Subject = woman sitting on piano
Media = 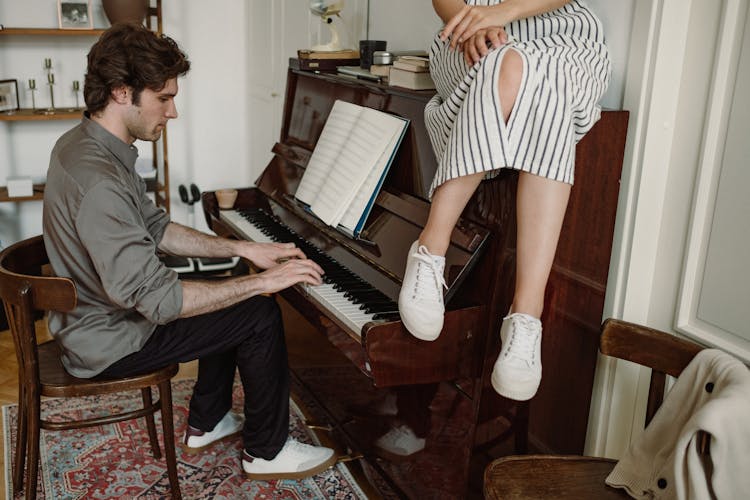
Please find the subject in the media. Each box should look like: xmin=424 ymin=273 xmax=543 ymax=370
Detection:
xmin=398 ymin=0 xmax=611 ymax=401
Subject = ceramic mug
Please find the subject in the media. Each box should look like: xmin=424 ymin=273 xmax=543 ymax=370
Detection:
xmin=216 ymin=189 xmax=238 ymax=210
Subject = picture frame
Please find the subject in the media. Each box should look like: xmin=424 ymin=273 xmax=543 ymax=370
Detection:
xmin=58 ymin=0 xmax=93 ymax=30
xmin=0 ymin=79 xmax=20 ymax=113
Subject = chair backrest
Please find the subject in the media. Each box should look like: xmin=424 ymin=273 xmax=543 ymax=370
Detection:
xmin=0 ymin=235 xmax=77 ymax=390
xmin=600 ymin=318 xmax=704 ymax=427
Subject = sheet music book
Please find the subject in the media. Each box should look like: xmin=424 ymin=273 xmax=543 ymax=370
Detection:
xmin=294 ymin=100 xmax=409 ymax=237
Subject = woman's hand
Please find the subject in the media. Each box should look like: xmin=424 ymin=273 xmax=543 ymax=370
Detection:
xmin=462 ymin=27 xmax=507 ymax=65
xmin=441 ymin=5 xmax=509 ymax=50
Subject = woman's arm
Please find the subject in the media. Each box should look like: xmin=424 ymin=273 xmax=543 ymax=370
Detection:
xmin=442 ymin=0 xmax=571 ymax=47
xmin=433 ymin=0 xmax=467 ymax=24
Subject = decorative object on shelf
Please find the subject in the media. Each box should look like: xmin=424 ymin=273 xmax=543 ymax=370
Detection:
xmin=28 ymin=79 xmax=37 ymax=110
xmin=0 ymin=79 xmax=20 ymax=113
xmin=102 ymin=0 xmax=148 ymax=25
xmin=36 ymin=58 xmax=57 ymax=115
xmin=47 ymin=72 xmax=57 ymax=112
xmin=5 ymin=177 xmax=34 ymax=198
xmin=58 ymin=1 xmax=94 ymax=30
xmin=359 ymin=40 xmax=386 ymax=69
xmin=71 ymin=80 xmax=81 ymax=110
xmin=309 ymin=0 xmax=353 ymax=52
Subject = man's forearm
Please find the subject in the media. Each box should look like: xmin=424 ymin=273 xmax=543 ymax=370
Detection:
xmin=158 ymin=222 xmax=239 ymax=258
xmin=179 ymin=274 xmax=264 ymax=318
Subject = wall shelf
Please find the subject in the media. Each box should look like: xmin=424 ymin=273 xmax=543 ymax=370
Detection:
xmin=0 ymin=184 xmax=45 ymax=202
xmin=0 ymin=28 xmax=105 ymax=36
xmin=0 ymin=109 xmax=84 ymax=121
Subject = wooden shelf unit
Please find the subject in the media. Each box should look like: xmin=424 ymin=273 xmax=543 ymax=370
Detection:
xmin=0 ymin=0 xmax=170 ymax=211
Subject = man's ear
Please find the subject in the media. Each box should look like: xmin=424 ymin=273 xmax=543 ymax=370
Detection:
xmin=111 ymin=85 xmax=130 ymax=105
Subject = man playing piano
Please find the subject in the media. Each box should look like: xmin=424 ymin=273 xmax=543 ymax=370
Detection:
xmin=42 ymin=23 xmax=336 ymax=480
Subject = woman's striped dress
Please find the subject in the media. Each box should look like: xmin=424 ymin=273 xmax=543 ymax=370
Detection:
xmin=425 ymin=0 xmax=611 ymax=196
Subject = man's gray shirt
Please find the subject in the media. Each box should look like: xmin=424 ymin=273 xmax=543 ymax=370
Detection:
xmin=43 ymin=115 xmax=183 ymax=378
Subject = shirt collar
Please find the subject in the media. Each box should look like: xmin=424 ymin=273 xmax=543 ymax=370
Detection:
xmin=80 ymin=112 xmax=139 ymax=170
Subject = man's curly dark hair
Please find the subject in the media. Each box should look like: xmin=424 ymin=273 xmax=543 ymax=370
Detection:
xmin=84 ymin=23 xmax=190 ymax=114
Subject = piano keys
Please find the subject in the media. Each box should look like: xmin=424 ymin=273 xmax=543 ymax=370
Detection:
xmin=203 ymin=62 xmax=629 ymax=497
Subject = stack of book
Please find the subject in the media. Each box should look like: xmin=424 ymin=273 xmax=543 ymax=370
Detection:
xmin=294 ymin=49 xmax=360 ymax=71
xmin=388 ymin=56 xmax=435 ymax=90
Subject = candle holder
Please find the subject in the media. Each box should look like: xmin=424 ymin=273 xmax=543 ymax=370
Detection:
xmin=47 ymin=72 xmax=56 ymax=112
xmin=35 ymin=58 xmax=56 ymax=115
xmin=28 ymin=79 xmax=37 ymax=111
xmin=72 ymin=80 xmax=81 ymax=111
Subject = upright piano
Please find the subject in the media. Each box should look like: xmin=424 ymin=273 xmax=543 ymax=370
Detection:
xmin=202 ymin=63 xmax=628 ymax=498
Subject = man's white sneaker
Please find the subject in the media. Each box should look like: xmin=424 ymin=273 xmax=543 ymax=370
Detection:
xmin=491 ymin=313 xmax=542 ymax=401
xmin=242 ymin=438 xmax=336 ymax=480
xmin=374 ymin=424 xmax=426 ymax=462
xmin=182 ymin=410 xmax=243 ymax=454
xmin=398 ymin=241 xmax=447 ymax=341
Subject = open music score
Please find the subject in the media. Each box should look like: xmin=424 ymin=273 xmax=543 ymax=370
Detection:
xmin=294 ymin=100 xmax=409 ymax=237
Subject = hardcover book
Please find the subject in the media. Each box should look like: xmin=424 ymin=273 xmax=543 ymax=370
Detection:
xmin=297 ymin=49 xmax=359 ymax=60
xmin=294 ymin=100 xmax=409 ymax=237
xmin=388 ymin=67 xmax=436 ymax=90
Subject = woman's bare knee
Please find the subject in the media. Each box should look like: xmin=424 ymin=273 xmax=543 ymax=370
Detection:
xmin=498 ymin=49 xmax=523 ymax=122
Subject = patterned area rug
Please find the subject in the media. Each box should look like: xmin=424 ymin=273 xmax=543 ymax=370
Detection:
xmin=2 ymin=378 xmax=367 ymax=499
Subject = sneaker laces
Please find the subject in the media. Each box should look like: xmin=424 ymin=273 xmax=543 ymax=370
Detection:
xmin=411 ymin=245 xmax=447 ymax=301
xmin=503 ymin=315 xmax=539 ymax=367
xmin=385 ymin=425 xmax=412 ymax=445
xmin=284 ymin=438 xmax=309 ymax=456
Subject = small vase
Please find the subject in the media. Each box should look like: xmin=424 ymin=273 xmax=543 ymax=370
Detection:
xmin=102 ymin=0 xmax=148 ymax=25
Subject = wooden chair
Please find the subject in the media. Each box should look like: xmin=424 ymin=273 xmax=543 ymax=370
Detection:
xmin=0 ymin=235 xmax=181 ymax=499
xmin=484 ymin=318 xmax=704 ymax=499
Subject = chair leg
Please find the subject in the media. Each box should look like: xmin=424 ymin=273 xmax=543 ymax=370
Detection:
xmin=13 ymin=383 xmax=28 ymax=494
xmin=514 ymin=400 xmax=530 ymax=454
xmin=142 ymin=387 xmax=162 ymax=459
xmin=25 ymin=394 xmax=41 ymax=500
xmin=159 ymin=380 xmax=181 ymax=499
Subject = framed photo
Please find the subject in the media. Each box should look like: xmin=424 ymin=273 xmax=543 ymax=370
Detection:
xmin=0 ymin=79 xmax=20 ymax=113
xmin=58 ymin=1 xmax=93 ymax=30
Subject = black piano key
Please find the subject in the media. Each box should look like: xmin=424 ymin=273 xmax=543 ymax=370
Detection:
xmin=364 ymin=306 xmax=399 ymax=315
xmin=373 ymin=312 xmax=400 ymax=321
xmin=358 ymin=300 xmax=394 ymax=311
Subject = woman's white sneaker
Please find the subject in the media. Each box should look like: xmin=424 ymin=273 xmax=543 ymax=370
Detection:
xmin=374 ymin=424 xmax=426 ymax=461
xmin=491 ymin=313 xmax=542 ymax=401
xmin=398 ymin=241 xmax=447 ymax=341
xmin=242 ymin=438 xmax=336 ymax=480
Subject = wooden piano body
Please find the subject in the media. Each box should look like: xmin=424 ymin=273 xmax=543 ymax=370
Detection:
xmin=202 ymin=65 xmax=629 ymax=498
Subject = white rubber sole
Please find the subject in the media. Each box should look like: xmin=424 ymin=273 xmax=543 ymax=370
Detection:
xmin=490 ymin=370 xmax=540 ymax=402
xmin=244 ymin=452 xmax=337 ymax=480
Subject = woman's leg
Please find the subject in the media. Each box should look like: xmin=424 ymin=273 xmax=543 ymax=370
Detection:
xmin=400 ymin=48 xmax=525 ymax=341
xmin=512 ymin=172 xmax=571 ymax=317
xmin=419 ymin=172 xmax=484 ymax=254
xmin=420 ymin=48 xmax=524 ymax=255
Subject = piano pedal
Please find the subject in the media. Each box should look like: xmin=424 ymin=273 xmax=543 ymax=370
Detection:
xmin=336 ymin=452 xmax=364 ymax=463
xmin=304 ymin=420 xmax=333 ymax=432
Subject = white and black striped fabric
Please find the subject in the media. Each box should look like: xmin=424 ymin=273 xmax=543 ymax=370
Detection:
xmin=425 ymin=0 xmax=611 ymax=196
